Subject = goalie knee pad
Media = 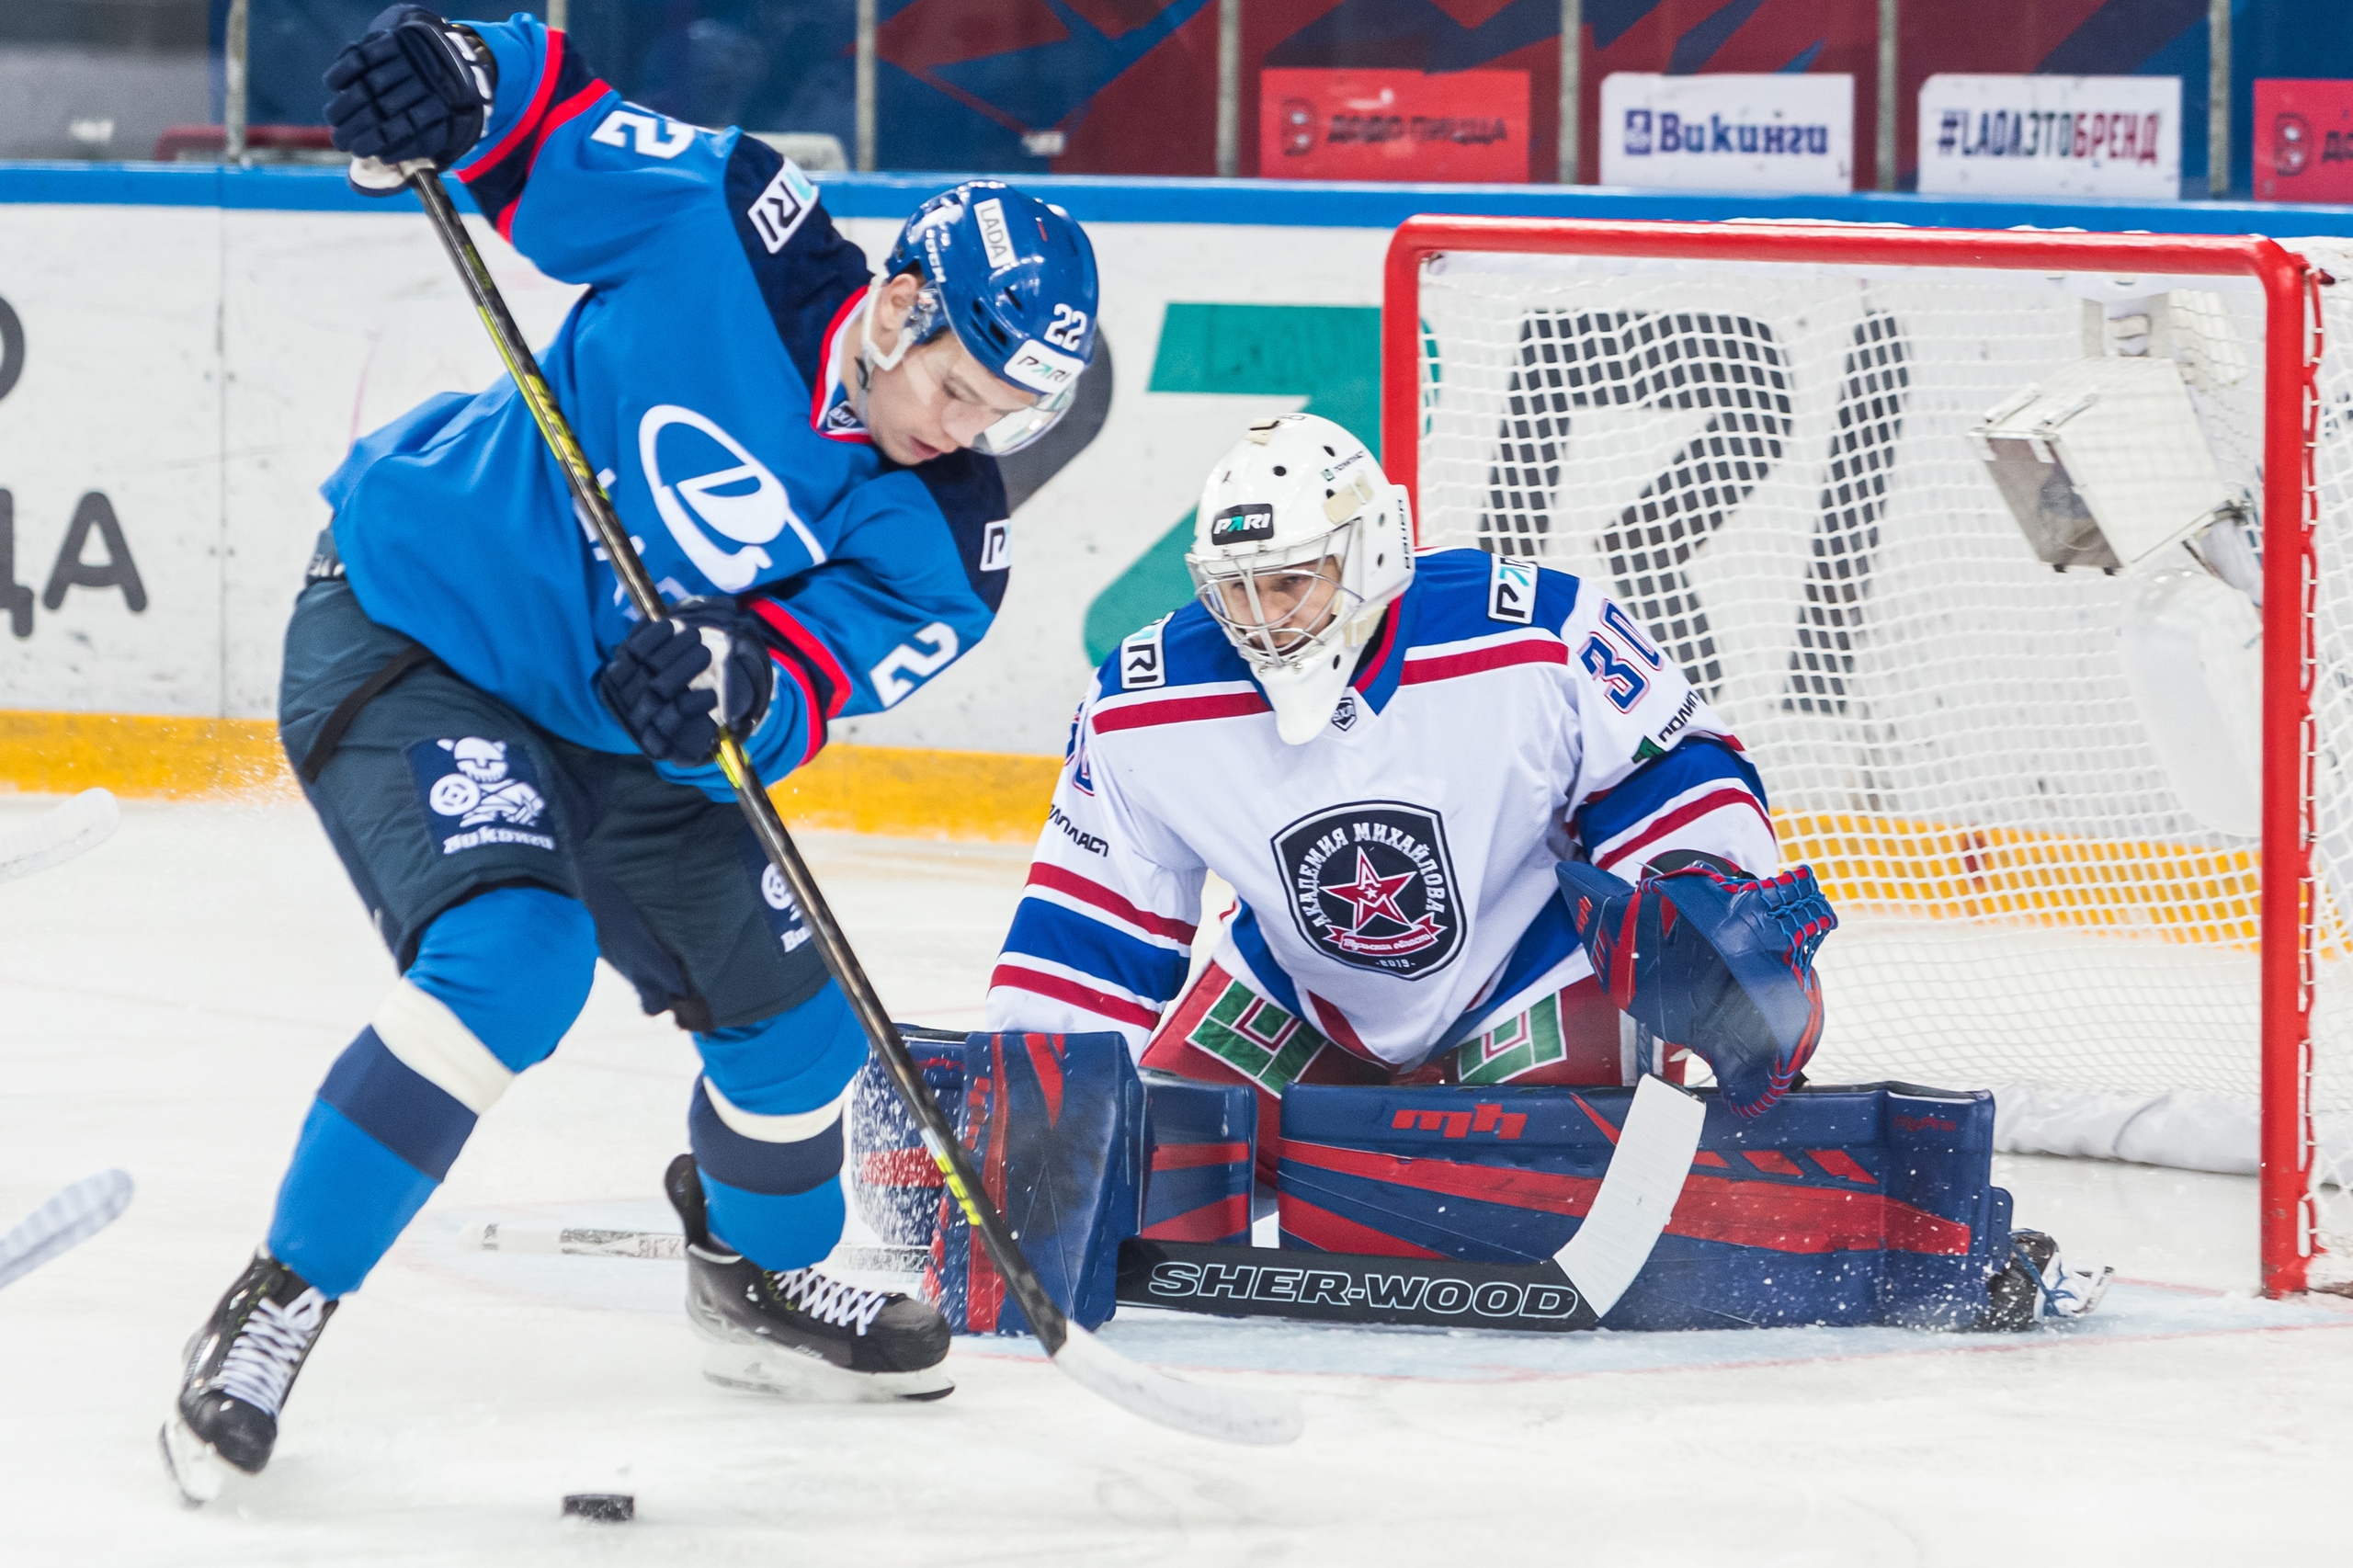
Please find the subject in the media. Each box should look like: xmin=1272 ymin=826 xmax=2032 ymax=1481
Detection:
xmin=1557 ymin=859 xmax=1836 ymax=1119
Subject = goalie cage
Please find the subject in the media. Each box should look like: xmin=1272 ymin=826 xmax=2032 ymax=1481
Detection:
xmin=1382 ymin=216 xmax=2352 ymax=1296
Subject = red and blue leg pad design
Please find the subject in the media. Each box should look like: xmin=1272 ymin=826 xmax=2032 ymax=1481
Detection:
xmin=267 ymin=887 xmax=598 ymax=1297
xmin=928 ymin=1032 xmax=1146 ymax=1335
xmin=1137 ymin=1075 xmax=1256 ymax=1246
xmin=1278 ymin=1081 xmax=2012 ymax=1330
xmin=688 ymin=979 xmax=872 ymax=1273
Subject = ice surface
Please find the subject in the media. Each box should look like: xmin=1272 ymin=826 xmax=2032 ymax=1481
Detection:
xmin=4 ymin=797 xmax=2350 ymax=1562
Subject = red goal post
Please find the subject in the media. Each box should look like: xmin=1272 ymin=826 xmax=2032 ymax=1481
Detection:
xmin=1381 ymin=216 xmax=2330 ymax=1295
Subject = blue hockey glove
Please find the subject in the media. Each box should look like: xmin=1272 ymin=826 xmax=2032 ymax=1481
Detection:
xmin=597 ymin=600 xmax=775 ymax=767
xmin=323 ymin=6 xmax=495 ymax=180
xmin=1556 ymin=858 xmax=1836 ymax=1119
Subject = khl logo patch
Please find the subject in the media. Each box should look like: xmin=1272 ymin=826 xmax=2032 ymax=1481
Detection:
xmin=1272 ymin=801 xmax=1462 ymax=978
xmin=406 ymin=738 xmax=556 ymax=857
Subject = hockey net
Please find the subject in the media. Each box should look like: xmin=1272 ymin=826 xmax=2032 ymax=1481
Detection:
xmin=1387 ymin=218 xmax=2353 ymax=1293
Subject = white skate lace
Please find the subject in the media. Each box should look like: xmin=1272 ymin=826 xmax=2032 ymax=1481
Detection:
xmin=215 ymin=1287 xmax=326 ymax=1415
xmin=770 ymin=1268 xmax=889 ymax=1335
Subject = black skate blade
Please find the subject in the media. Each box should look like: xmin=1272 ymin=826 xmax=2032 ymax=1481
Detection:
xmin=698 ymin=1339 xmax=954 ymax=1403
xmin=158 ymin=1415 xmax=242 ymax=1507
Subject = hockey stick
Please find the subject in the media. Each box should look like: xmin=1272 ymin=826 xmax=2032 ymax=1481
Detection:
xmin=0 ymin=789 xmax=120 ymax=885
xmin=460 ymin=1221 xmax=925 ymax=1273
xmin=0 ymin=1169 xmax=133 ymax=1290
xmin=384 ymin=163 xmax=1300 ymax=1447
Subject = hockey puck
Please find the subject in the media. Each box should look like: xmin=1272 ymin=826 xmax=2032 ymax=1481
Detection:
xmin=562 ymin=1493 xmax=634 ymax=1523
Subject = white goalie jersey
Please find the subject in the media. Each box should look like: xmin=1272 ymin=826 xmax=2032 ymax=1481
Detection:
xmin=983 ymin=550 xmax=1780 ymax=1070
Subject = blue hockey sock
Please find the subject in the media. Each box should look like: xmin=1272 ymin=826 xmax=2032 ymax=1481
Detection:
xmin=689 ymin=981 xmax=870 ymax=1272
xmin=267 ymin=888 xmax=597 ymax=1297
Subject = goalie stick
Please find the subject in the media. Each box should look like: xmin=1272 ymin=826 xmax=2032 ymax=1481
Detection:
xmin=376 ymin=160 xmax=1301 ymax=1448
xmin=0 ymin=789 xmax=120 ymax=885
xmin=1120 ymin=1075 xmax=1706 ymax=1330
xmin=0 ymin=1169 xmax=133 ymax=1291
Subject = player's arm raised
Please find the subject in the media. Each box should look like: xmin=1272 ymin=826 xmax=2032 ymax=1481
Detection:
xmin=1552 ymin=583 xmax=1835 ymax=1119
xmin=325 ymin=8 xmax=785 ymax=286
xmin=983 ymin=679 xmax=1209 ymax=1054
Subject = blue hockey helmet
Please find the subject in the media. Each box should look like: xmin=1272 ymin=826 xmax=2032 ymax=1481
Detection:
xmin=872 ymin=180 xmax=1099 ymax=456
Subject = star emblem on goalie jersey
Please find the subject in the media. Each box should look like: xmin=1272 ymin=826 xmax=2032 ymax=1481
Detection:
xmin=1324 ymin=849 xmax=1415 ymax=931
xmin=1272 ymin=801 xmax=1463 ymax=979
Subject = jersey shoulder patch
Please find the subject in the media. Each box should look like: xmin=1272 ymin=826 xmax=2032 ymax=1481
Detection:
xmin=1097 ymin=602 xmax=1249 ymax=697
xmin=1405 ymin=549 xmax=1580 ymax=646
xmin=1487 ymin=552 xmax=1539 ymax=624
xmin=722 ymin=136 xmax=873 ymax=395
xmin=1118 ymin=616 xmax=1169 ymax=690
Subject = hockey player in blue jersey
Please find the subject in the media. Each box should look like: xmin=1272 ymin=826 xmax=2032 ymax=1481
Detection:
xmin=163 ymin=7 xmax=1099 ymax=1501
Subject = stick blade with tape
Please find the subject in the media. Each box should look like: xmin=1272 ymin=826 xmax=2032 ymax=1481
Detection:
xmin=1050 ymin=1322 xmax=1303 ymax=1447
xmin=0 ymin=1168 xmax=134 ymax=1290
xmin=1553 ymin=1074 xmax=1705 ymax=1321
xmin=0 ymin=789 xmax=120 ymax=886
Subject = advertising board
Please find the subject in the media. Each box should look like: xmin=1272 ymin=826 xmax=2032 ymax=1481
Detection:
xmin=1259 ymin=69 xmax=1529 ymax=184
xmin=1598 ymin=73 xmax=1853 ymax=194
xmin=1915 ymin=74 xmax=2179 ymax=199
xmin=2254 ymin=79 xmax=2353 ymax=204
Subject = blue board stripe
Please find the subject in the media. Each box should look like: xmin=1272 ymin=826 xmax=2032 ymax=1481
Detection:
xmin=6 ymin=162 xmax=2353 ymax=237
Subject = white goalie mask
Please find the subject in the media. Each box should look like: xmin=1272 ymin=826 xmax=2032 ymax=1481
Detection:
xmin=1186 ymin=414 xmax=1415 ymax=744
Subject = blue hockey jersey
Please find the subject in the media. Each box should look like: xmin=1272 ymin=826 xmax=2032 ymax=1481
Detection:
xmin=322 ymin=16 xmax=1008 ymax=799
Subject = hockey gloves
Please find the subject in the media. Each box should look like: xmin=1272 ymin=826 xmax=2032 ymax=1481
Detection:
xmin=323 ymin=6 xmax=495 ymax=178
xmin=597 ymin=599 xmax=776 ymax=767
xmin=1557 ymin=858 xmax=1836 ymax=1119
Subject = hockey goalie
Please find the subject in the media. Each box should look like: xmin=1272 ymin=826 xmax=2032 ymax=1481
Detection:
xmin=963 ymin=412 xmax=2110 ymax=1335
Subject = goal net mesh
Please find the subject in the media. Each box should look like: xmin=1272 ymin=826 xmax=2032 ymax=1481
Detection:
xmin=1408 ymin=243 xmax=2353 ymax=1286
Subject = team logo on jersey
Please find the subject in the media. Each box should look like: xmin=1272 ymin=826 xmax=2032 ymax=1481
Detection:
xmin=1488 ymin=554 xmax=1537 ymax=624
xmin=746 ymin=159 xmax=818 ymax=254
xmin=1273 ymin=801 xmax=1462 ymax=979
xmin=733 ymin=831 xmax=813 ymax=954
xmin=406 ymin=738 xmax=555 ymax=856
xmin=1330 ymin=692 xmax=1358 ymax=732
xmin=639 ymin=404 xmax=823 ymax=592
xmin=817 ymin=392 xmax=868 ymax=439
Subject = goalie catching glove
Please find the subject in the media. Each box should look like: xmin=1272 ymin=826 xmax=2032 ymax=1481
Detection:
xmin=1556 ymin=858 xmax=1836 ymax=1119
xmin=597 ymin=599 xmax=775 ymax=767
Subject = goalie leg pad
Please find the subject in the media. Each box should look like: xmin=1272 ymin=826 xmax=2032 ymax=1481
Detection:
xmin=1277 ymin=1081 xmax=2013 ymax=1329
xmin=1556 ymin=859 xmax=1836 ymax=1119
xmin=927 ymin=1032 xmax=1147 ymax=1335
xmin=845 ymin=1032 xmax=969 ymax=1250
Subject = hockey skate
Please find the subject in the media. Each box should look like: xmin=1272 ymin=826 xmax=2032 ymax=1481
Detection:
xmin=664 ymin=1153 xmax=953 ymax=1403
xmin=159 ymin=1251 xmax=336 ymax=1505
xmin=1975 ymin=1230 xmax=2115 ymax=1331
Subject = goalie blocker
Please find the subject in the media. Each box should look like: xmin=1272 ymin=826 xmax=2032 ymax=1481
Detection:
xmin=849 ymin=1034 xmax=2094 ymax=1335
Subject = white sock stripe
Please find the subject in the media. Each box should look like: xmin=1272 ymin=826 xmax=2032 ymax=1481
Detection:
xmin=371 ymin=979 xmax=516 ymax=1116
xmin=699 ymin=1077 xmax=846 ymax=1144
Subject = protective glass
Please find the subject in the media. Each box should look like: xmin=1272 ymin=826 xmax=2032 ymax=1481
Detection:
xmin=1188 ymin=523 xmax=1360 ymax=666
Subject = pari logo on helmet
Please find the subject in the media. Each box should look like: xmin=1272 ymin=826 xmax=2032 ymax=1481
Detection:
xmin=1187 ymin=414 xmax=1415 ymax=744
xmin=867 ymin=180 xmax=1099 ymax=455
